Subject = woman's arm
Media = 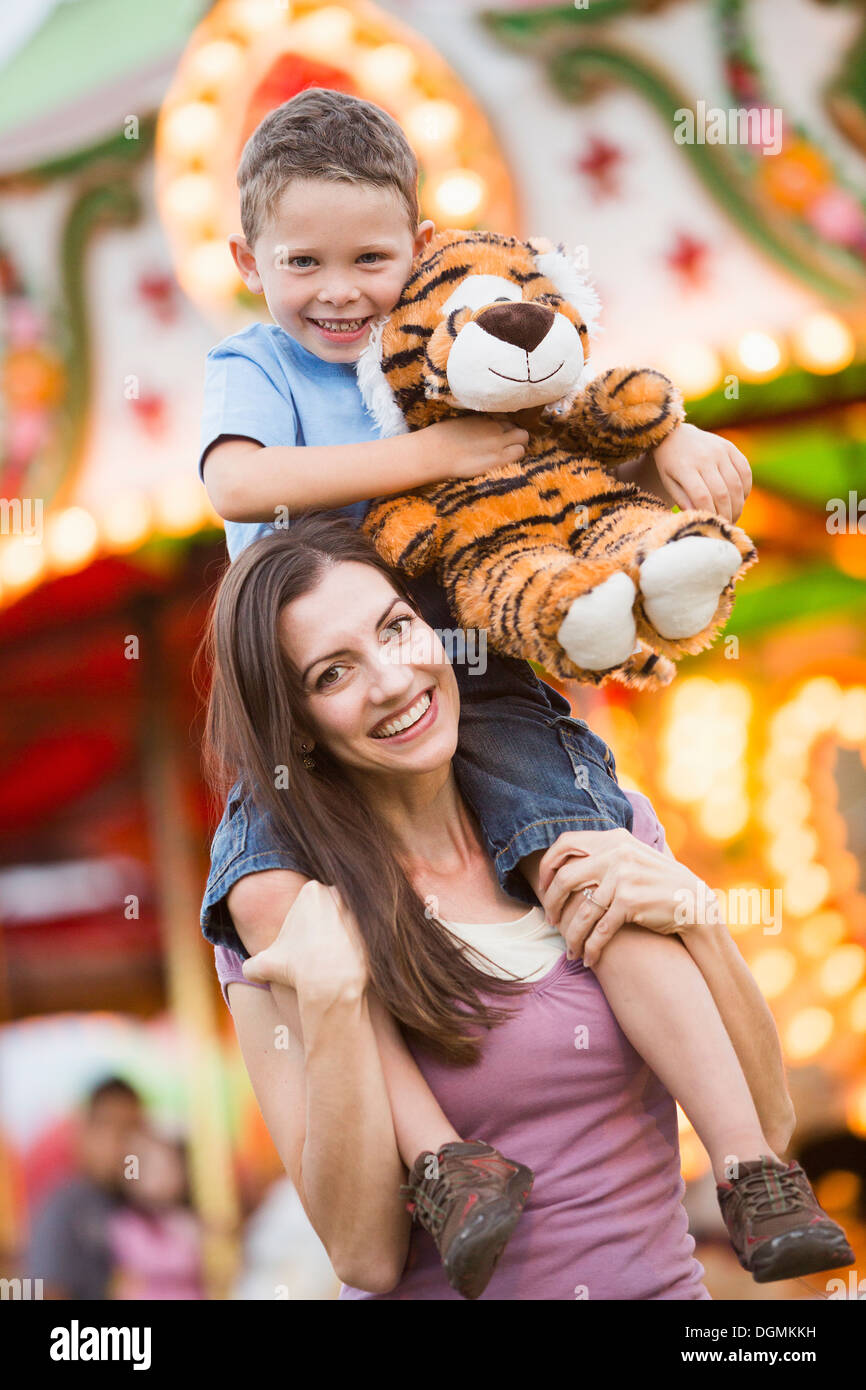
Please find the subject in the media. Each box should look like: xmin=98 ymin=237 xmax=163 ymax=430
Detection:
xmin=227 ymin=873 xmax=411 ymax=1292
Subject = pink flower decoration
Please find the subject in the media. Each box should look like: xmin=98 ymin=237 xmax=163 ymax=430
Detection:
xmin=7 ymin=298 xmax=44 ymax=346
xmin=807 ymin=188 xmax=866 ymax=245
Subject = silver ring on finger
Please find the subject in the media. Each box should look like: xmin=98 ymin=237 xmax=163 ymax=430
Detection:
xmin=583 ymin=887 xmax=607 ymax=910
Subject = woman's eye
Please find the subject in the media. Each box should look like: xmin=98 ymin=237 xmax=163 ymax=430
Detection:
xmin=316 ymin=664 xmax=346 ymax=688
xmin=382 ymin=614 xmax=413 ymax=641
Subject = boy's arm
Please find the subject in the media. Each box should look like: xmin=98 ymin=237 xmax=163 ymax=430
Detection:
xmin=615 ymin=449 xmax=678 ymax=509
xmin=617 ymin=422 xmax=752 ymax=523
xmin=204 ymin=416 xmax=529 ymax=523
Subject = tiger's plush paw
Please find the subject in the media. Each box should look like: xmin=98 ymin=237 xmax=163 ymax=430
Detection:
xmin=639 ymin=536 xmax=742 ymax=639
xmin=588 ymin=368 xmax=680 ymax=441
xmin=557 ymin=572 xmax=637 ymax=670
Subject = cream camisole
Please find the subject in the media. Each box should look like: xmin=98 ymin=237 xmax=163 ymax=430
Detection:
xmin=436 ymin=904 xmax=565 ymax=983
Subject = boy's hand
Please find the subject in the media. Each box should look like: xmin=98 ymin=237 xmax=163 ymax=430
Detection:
xmin=651 ymin=422 xmax=751 ymax=523
xmin=422 ymin=415 xmax=529 ymax=483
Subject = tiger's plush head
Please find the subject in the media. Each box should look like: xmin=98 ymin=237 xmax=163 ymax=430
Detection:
xmin=357 ymin=229 xmax=601 ymax=437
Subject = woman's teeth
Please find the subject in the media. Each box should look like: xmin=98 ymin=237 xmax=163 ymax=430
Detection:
xmin=371 ymin=691 xmax=432 ymax=739
xmin=310 ymin=317 xmax=369 ymax=333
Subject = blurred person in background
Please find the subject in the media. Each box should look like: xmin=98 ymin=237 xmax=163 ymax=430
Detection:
xmin=108 ymin=1127 xmax=205 ymax=1300
xmin=27 ymin=1076 xmax=142 ymax=1299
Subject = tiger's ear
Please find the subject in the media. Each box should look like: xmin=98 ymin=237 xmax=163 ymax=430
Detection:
xmin=356 ymin=316 xmax=410 ymax=439
xmin=530 ymin=241 xmax=602 ymax=338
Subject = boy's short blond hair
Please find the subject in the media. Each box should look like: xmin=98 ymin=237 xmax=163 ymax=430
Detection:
xmin=237 ymin=88 xmax=420 ymax=247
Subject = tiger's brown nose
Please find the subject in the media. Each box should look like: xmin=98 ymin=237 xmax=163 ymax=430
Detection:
xmin=474 ymin=301 xmax=555 ymax=353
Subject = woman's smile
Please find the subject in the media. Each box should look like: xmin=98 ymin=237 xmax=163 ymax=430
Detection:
xmin=369 ymin=686 xmax=438 ymax=743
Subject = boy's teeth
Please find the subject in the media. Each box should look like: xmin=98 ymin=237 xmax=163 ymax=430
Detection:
xmin=372 ymin=691 xmax=432 ymax=738
xmin=312 ymin=317 xmax=368 ymax=331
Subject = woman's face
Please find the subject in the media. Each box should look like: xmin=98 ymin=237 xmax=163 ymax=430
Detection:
xmin=279 ymin=561 xmax=461 ymax=781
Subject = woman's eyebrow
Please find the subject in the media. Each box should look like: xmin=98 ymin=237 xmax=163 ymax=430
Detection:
xmin=301 ymin=598 xmax=401 ymax=682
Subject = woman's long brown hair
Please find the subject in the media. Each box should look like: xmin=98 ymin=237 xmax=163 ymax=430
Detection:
xmin=200 ymin=516 xmax=528 ymax=1064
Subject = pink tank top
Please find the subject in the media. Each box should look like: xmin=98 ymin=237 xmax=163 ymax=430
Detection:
xmin=214 ymin=790 xmax=709 ymax=1301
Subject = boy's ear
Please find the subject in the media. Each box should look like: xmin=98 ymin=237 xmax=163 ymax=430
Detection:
xmin=413 ymin=219 xmax=435 ymax=258
xmin=228 ymin=234 xmax=264 ymax=294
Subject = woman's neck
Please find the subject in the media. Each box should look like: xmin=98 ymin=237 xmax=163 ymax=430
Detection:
xmin=356 ymin=764 xmax=480 ymax=878
xmin=350 ymin=762 xmax=533 ymax=923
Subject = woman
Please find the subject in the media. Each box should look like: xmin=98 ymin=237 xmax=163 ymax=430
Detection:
xmin=200 ymin=518 xmax=847 ymax=1300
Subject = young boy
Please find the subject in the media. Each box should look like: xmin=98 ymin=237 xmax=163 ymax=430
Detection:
xmin=198 ymin=89 xmax=851 ymax=1297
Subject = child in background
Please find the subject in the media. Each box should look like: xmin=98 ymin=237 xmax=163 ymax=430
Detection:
xmin=109 ymin=1129 xmax=204 ymax=1301
xmin=198 ymin=88 xmax=852 ymax=1296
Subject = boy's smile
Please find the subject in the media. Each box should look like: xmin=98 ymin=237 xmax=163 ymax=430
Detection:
xmin=230 ymin=179 xmax=433 ymax=362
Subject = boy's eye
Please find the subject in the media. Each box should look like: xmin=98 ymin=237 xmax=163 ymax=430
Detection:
xmin=289 ymin=256 xmax=316 ymax=268
xmin=358 ymin=252 xmax=386 ymax=264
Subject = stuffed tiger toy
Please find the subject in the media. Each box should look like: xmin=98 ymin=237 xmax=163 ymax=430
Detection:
xmin=357 ymin=229 xmax=757 ymax=688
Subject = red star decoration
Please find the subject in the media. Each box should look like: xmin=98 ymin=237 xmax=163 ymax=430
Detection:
xmin=575 ymin=136 xmax=625 ymax=199
xmin=137 ymin=271 xmax=178 ymax=324
xmin=129 ymin=391 xmax=166 ymax=435
xmin=664 ymin=231 xmax=711 ymax=287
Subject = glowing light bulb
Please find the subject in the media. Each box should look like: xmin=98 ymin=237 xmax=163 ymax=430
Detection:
xmin=836 ymin=686 xmax=866 ymax=742
xmin=101 ymin=494 xmax=152 ymax=551
xmin=405 ymin=100 xmax=462 ymax=154
xmin=427 ymin=170 xmax=486 ymax=224
xmin=750 ymin=948 xmax=797 ymax=999
xmin=792 ymin=312 xmax=855 ymax=375
xmin=850 ymin=988 xmax=866 ymax=1033
xmin=698 ymin=794 xmax=749 ymax=841
xmin=358 ymin=43 xmax=417 ymax=96
xmin=221 ymin=0 xmax=282 ymax=39
xmin=45 ymin=507 xmax=99 ymax=571
xmin=181 ymin=240 xmax=241 ymax=299
xmin=785 ymin=1007 xmax=834 ymax=1060
xmin=161 ymin=173 xmax=219 ymax=235
xmin=819 ymin=944 xmax=866 ymax=998
xmin=736 ymin=330 xmax=783 ymax=378
xmin=160 ymin=102 xmax=222 ymax=162
xmin=185 ymin=39 xmax=245 ymax=94
xmin=291 ymin=7 xmax=355 ymax=60
xmin=156 ymin=479 xmax=210 ymax=535
xmin=661 ymin=342 xmax=722 ymax=399
xmin=798 ymin=912 xmax=847 ymax=957
xmin=783 ymin=863 xmax=830 ymax=917
xmin=0 ymin=537 xmax=45 ymax=588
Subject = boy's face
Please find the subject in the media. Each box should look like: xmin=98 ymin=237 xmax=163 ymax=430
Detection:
xmin=230 ymin=179 xmax=433 ymax=361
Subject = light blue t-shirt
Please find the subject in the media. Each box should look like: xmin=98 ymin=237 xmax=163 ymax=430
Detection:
xmin=199 ymin=322 xmax=379 ymax=561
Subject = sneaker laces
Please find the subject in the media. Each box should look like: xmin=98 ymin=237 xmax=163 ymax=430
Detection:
xmin=405 ymin=1153 xmax=514 ymax=1237
xmin=734 ymin=1164 xmax=812 ymax=1218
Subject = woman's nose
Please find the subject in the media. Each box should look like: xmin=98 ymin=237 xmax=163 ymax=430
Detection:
xmin=368 ymin=646 xmax=415 ymax=701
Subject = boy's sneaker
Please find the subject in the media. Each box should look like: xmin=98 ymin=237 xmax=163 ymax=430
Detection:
xmin=400 ymin=1139 xmax=533 ymax=1299
xmin=717 ymin=1156 xmax=855 ymax=1283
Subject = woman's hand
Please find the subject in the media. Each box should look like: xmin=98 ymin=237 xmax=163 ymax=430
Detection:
xmin=242 ymin=879 xmax=369 ymax=1002
xmin=536 ymin=828 xmax=715 ymax=970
